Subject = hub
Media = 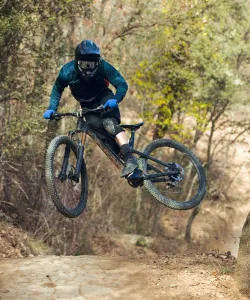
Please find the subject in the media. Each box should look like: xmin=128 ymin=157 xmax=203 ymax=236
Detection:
xmin=165 ymin=162 xmax=184 ymax=184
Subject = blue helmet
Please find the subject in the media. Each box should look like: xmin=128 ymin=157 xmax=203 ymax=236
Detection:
xmin=75 ymin=40 xmax=100 ymax=59
xmin=75 ymin=40 xmax=101 ymax=80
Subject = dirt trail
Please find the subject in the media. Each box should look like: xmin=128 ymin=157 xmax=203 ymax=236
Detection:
xmin=0 ymin=255 xmax=247 ymax=300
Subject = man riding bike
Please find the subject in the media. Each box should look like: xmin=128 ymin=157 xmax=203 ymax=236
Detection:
xmin=43 ymin=39 xmax=138 ymax=177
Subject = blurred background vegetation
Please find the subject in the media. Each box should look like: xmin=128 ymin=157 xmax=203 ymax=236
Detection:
xmin=0 ymin=0 xmax=250 ymax=276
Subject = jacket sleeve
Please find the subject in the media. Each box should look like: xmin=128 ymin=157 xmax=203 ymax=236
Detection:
xmin=48 ymin=67 xmax=70 ymax=111
xmin=102 ymin=61 xmax=128 ymax=103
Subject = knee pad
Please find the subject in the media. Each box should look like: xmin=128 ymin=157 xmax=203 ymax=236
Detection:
xmin=102 ymin=118 xmax=124 ymax=136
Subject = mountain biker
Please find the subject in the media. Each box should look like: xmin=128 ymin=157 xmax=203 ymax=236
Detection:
xmin=43 ymin=39 xmax=138 ymax=177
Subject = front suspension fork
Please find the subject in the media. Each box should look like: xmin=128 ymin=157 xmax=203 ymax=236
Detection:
xmin=72 ymin=130 xmax=87 ymax=183
xmin=58 ymin=145 xmax=71 ymax=181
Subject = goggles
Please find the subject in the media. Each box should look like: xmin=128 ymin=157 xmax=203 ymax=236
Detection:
xmin=78 ymin=60 xmax=99 ymax=71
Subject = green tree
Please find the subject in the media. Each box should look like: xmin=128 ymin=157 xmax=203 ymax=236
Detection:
xmin=132 ymin=1 xmax=250 ymax=294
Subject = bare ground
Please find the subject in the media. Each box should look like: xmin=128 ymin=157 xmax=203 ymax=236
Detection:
xmin=0 ymin=254 xmax=247 ymax=300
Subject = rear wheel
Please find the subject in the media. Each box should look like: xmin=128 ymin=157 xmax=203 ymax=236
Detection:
xmin=139 ymin=139 xmax=206 ymax=210
xmin=45 ymin=135 xmax=88 ymax=218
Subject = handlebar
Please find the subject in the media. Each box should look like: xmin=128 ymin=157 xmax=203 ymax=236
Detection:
xmin=50 ymin=105 xmax=106 ymax=120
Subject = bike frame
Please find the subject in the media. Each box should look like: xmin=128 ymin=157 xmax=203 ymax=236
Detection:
xmin=78 ymin=122 xmax=179 ymax=178
xmin=79 ymin=120 xmax=125 ymax=170
xmin=51 ymin=108 xmax=181 ymax=184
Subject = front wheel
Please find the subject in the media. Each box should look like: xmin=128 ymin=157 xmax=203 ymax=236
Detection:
xmin=139 ymin=139 xmax=206 ymax=210
xmin=45 ymin=135 xmax=88 ymax=218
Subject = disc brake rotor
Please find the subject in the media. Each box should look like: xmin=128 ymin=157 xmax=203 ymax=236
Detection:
xmin=67 ymin=165 xmax=77 ymax=187
xmin=165 ymin=162 xmax=184 ymax=182
xmin=164 ymin=162 xmax=185 ymax=193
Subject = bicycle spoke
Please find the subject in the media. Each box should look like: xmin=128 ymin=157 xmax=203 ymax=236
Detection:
xmin=53 ymin=144 xmax=82 ymax=210
xmin=146 ymin=146 xmax=200 ymax=202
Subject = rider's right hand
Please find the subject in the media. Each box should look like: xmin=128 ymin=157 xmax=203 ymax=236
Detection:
xmin=43 ymin=109 xmax=55 ymax=119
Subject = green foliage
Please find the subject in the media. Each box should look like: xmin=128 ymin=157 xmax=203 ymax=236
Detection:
xmin=219 ymin=266 xmax=234 ymax=275
xmin=132 ymin=0 xmax=250 ymax=141
xmin=3 ymin=103 xmax=47 ymax=157
xmin=0 ymin=0 xmax=94 ymax=156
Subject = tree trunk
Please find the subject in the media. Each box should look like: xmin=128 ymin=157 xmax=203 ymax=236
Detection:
xmin=185 ymin=204 xmax=201 ymax=243
xmin=135 ymin=188 xmax=142 ymax=233
xmin=235 ymin=212 xmax=250 ymax=295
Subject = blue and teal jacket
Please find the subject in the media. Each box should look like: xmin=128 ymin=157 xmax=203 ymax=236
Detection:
xmin=48 ymin=59 xmax=128 ymax=111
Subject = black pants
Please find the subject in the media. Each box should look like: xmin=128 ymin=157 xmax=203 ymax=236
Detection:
xmin=80 ymin=89 xmax=121 ymax=131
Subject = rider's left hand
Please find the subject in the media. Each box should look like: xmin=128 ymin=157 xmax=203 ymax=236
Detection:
xmin=103 ymin=99 xmax=118 ymax=109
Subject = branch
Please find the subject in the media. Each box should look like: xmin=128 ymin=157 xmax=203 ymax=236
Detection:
xmin=0 ymin=200 xmax=16 ymax=208
xmin=109 ymin=22 xmax=157 ymax=44
xmin=209 ymin=99 xmax=230 ymax=125
xmin=2 ymin=169 xmax=29 ymax=200
xmin=0 ymin=97 xmax=20 ymax=103
xmin=211 ymin=125 xmax=250 ymax=162
xmin=2 ymin=161 xmax=20 ymax=172
xmin=6 ymin=129 xmax=29 ymax=145
xmin=225 ymin=126 xmax=250 ymax=147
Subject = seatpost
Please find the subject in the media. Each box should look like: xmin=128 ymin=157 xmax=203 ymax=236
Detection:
xmin=129 ymin=130 xmax=135 ymax=149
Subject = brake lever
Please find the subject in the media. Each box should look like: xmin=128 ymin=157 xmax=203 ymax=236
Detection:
xmin=96 ymin=105 xmax=105 ymax=111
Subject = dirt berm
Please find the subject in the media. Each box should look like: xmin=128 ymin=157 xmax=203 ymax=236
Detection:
xmin=0 ymin=254 xmax=247 ymax=300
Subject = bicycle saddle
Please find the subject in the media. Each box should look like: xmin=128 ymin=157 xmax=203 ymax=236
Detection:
xmin=121 ymin=122 xmax=144 ymax=131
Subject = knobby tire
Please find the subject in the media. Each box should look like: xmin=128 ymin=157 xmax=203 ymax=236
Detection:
xmin=139 ymin=139 xmax=206 ymax=210
xmin=45 ymin=135 xmax=88 ymax=218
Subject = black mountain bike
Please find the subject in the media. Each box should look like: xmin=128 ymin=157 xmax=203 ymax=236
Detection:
xmin=45 ymin=106 xmax=206 ymax=218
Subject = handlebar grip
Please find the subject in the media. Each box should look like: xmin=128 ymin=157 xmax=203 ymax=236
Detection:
xmin=101 ymin=106 xmax=115 ymax=116
xmin=50 ymin=114 xmax=61 ymax=120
